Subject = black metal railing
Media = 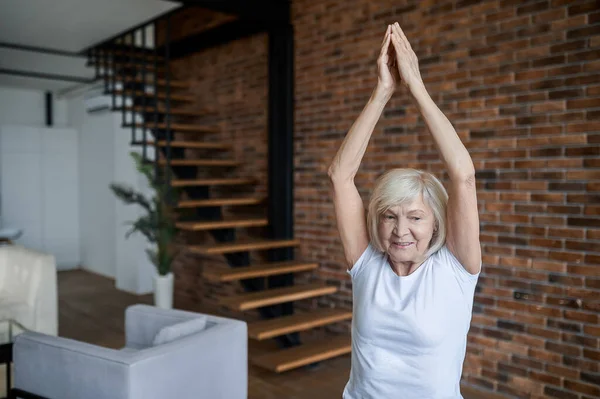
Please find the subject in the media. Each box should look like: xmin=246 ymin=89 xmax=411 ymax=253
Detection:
xmin=87 ymin=19 xmax=173 ymax=189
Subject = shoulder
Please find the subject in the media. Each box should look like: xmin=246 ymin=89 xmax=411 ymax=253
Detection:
xmin=347 ymin=243 xmax=385 ymax=279
xmin=432 ymin=244 xmax=480 ymax=283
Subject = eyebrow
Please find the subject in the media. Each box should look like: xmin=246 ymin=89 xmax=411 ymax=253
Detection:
xmin=385 ymin=209 xmax=426 ymax=215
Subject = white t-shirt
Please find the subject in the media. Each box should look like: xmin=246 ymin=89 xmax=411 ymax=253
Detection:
xmin=343 ymin=244 xmax=480 ymax=399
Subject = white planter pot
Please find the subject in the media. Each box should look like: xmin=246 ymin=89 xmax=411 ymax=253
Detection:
xmin=153 ymin=272 xmax=174 ymax=309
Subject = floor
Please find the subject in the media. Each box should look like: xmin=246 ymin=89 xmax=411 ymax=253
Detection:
xmin=1 ymin=269 xmax=497 ymax=399
xmin=58 ymin=269 xmax=352 ymax=399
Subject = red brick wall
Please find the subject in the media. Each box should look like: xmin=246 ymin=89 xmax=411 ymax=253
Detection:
xmin=293 ymin=0 xmax=600 ymax=397
xmin=169 ymin=0 xmax=600 ymax=397
xmin=167 ymin=10 xmax=270 ymax=323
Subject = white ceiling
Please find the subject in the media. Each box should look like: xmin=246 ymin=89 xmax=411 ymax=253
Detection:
xmin=0 ymin=0 xmax=180 ymax=91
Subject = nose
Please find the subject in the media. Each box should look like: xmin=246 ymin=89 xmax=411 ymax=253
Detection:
xmin=392 ymin=219 xmax=409 ymax=237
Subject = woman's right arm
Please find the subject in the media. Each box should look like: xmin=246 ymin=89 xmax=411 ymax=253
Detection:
xmin=328 ymin=25 xmax=397 ymax=268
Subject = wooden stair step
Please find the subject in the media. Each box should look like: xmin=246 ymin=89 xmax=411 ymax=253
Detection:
xmin=112 ymin=90 xmax=194 ymax=102
xmin=108 ymin=76 xmax=190 ymax=89
xmin=177 ymin=217 xmax=268 ymax=231
xmin=219 ymin=283 xmax=337 ymax=311
xmin=204 ymin=260 xmax=318 ymax=282
xmin=248 ymin=308 xmax=352 ymax=340
xmin=178 ymin=196 xmax=264 ymax=208
xmin=170 ymin=177 xmax=255 ymax=187
xmin=129 ymin=123 xmax=220 ymax=133
xmin=119 ymin=106 xmax=207 ymax=117
xmin=133 ymin=140 xmax=230 ymax=150
xmin=189 ymin=238 xmax=300 ymax=255
xmin=251 ymin=335 xmax=351 ymax=373
xmin=158 ymin=159 xmax=240 ymax=167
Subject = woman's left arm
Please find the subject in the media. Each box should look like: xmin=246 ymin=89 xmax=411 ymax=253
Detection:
xmin=391 ymin=23 xmax=481 ymax=274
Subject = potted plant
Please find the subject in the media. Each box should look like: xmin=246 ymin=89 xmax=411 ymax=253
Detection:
xmin=110 ymin=152 xmax=179 ymax=308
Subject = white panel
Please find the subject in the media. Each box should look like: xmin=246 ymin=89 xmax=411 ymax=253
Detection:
xmin=0 ymin=89 xmax=45 ymax=127
xmin=0 ymin=126 xmax=44 ymax=251
xmin=75 ymin=100 xmax=116 ymax=278
xmin=41 ymin=128 xmax=80 ymax=269
xmin=0 ymin=125 xmax=42 ymax=152
xmin=0 ymin=152 xmax=43 ymax=224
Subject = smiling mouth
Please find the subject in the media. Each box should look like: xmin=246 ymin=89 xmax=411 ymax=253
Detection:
xmin=392 ymin=242 xmax=413 ymax=248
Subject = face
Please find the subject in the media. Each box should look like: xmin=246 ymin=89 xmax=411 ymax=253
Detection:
xmin=377 ymin=194 xmax=436 ymax=267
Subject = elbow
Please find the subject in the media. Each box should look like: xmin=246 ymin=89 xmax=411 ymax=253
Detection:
xmin=449 ymin=160 xmax=476 ymax=185
xmin=328 ymin=166 xmax=353 ymax=185
xmin=453 ymin=171 xmax=476 ymax=187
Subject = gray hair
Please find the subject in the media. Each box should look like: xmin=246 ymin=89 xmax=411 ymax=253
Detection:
xmin=367 ymin=168 xmax=448 ymax=257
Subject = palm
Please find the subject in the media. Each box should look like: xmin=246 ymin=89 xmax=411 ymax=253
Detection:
xmin=377 ymin=26 xmax=399 ymax=93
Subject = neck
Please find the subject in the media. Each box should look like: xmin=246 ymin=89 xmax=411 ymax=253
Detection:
xmin=387 ymin=256 xmax=426 ymax=277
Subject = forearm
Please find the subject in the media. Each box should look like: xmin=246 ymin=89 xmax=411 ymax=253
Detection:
xmin=329 ymin=88 xmax=391 ymax=181
xmin=409 ymin=83 xmax=475 ymax=180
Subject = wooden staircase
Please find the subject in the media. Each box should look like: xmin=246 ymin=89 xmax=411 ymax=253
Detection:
xmin=92 ymin=38 xmax=350 ymax=373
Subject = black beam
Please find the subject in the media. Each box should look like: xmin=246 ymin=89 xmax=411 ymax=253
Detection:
xmin=267 ymin=22 xmax=295 ymax=328
xmin=169 ymin=0 xmax=289 ymax=23
xmin=268 ymin=22 xmax=294 ymax=248
xmin=45 ymin=92 xmax=53 ymax=127
xmin=0 ymin=42 xmax=84 ymax=58
xmin=167 ymin=19 xmax=269 ymax=60
xmin=0 ymin=68 xmax=95 ymax=84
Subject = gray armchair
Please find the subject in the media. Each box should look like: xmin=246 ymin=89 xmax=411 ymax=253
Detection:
xmin=11 ymin=305 xmax=247 ymax=399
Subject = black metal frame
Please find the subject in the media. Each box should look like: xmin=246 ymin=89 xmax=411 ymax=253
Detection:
xmin=0 ymin=42 xmax=83 ymax=58
xmin=0 ymin=42 xmax=93 ymax=86
xmin=0 ymin=68 xmax=94 ymax=84
xmin=45 ymin=92 xmax=53 ymax=127
xmin=0 ymin=342 xmax=12 ymax=399
xmin=8 ymin=389 xmax=50 ymax=399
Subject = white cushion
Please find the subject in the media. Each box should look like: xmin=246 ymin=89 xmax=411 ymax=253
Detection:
xmin=152 ymin=317 xmax=207 ymax=346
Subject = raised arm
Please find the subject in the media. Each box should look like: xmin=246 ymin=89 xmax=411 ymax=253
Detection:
xmin=390 ymin=22 xmax=481 ymax=274
xmin=328 ymin=25 xmax=398 ymax=268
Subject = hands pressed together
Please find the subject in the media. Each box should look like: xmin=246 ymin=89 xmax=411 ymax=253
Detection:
xmin=377 ymin=22 xmax=423 ymax=99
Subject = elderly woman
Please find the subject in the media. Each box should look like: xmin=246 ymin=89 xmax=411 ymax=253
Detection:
xmin=328 ymin=23 xmax=481 ymax=398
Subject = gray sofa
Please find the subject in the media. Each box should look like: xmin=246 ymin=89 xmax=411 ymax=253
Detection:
xmin=11 ymin=304 xmax=247 ymax=399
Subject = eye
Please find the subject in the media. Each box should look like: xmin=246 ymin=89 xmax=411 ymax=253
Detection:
xmin=385 ymin=215 xmax=395 ymax=220
xmin=412 ymin=217 xmax=421 ymax=221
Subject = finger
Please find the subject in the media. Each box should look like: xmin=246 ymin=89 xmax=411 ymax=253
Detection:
xmin=389 ymin=28 xmax=402 ymax=52
xmin=393 ymin=22 xmax=411 ymax=48
xmin=380 ymin=26 xmax=392 ymax=57
xmin=381 ymin=25 xmax=390 ymax=47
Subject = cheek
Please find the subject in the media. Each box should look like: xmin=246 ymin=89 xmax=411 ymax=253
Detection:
xmin=378 ymin=223 xmax=392 ymax=240
xmin=414 ymin=223 xmax=435 ymax=241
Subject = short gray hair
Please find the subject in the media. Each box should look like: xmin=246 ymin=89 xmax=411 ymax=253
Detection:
xmin=367 ymin=168 xmax=448 ymax=257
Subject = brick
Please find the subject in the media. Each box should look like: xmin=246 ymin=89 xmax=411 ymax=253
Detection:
xmin=563 ymin=380 xmax=600 ymax=397
xmin=568 ymin=25 xmax=600 ymax=39
xmin=568 ymin=217 xmax=600 ymax=228
xmin=531 ymin=100 xmax=565 ymax=113
xmin=544 ymin=386 xmax=578 ymax=399
xmin=529 ymin=370 xmax=561 ymax=385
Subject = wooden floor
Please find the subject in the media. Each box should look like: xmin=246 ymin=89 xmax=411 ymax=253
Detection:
xmin=53 ymin=269 xmax=494 ymax=399
xmin=58 ymin=269 xmax=351 ymax=399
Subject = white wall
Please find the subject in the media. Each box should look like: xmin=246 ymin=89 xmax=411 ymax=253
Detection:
xmin=0 ymin=125 xmax=80 ymax=269
xmin=69 ymin=96 xmax=117 ymax=279
xmin=69 ymin=91 xmax=154 ymax=294
xmin=0 ymin=86 xmax=67 ymax=127
xmin=0 ymin=86 xmax=77 ymax=271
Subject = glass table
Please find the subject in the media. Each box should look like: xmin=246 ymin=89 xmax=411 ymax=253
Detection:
xmin=0 ymin=320 xmax=26 ymax=399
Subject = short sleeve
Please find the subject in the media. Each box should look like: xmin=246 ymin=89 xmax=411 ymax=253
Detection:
xmin=438 ymin=245 xmax=480 ymax=285
xmin=347 ymin=243 xmax=377 ymax=280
